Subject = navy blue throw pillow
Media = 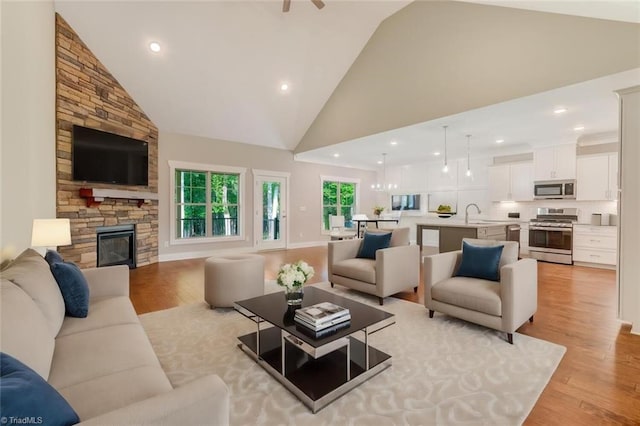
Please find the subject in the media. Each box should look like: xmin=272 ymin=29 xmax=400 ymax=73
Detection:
xmin=50 ymin=261 xmax=90 ymax=318
xmin=455 ymin=241 xmax=505 ymax=282
xmin=356 ymin=232 xmax=392 ymax=260
xmin=44 ymin=249 xmax=64 ymax=265
xmin=0 ymin=352 xmax=79 ymax=426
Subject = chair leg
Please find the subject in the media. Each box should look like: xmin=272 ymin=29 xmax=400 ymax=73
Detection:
xmin=378 ymin=297 xmax=384 ymax=305
xmin=428 ymin=310 xmax=434 ymax=318
xmin=413 ymin=286 xmax=418 ymax=293
xmin=330 ymin=282 xmax=334 ymax=288
xmin=529 ymin=315 xmax=534 ymax=323
xmin=507 ymin=333 xmax=513 ymax=344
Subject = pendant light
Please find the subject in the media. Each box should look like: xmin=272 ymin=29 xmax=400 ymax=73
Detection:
xmin=442 ymin=125 xmax=449 ymax=173
xmin=466 ymin=134 xmax=472 ymax=177
xmin=371 ymin=153 xmax=397 ymax=191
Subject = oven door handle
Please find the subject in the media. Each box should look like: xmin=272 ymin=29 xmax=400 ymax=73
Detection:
xmin=530 ymin=226 xmax=572 ymax=232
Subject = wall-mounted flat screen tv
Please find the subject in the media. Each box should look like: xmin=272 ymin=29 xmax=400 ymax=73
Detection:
xmin=391 ymin=194 xmax=421 ymax=211
xmin=72 ymin=125 xmax=149 ymax=186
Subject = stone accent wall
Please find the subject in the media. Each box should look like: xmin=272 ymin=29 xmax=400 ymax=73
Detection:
xmin=55 ymin=14 xmax=158 ymax=268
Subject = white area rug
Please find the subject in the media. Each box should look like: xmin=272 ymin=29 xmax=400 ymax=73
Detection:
xmin=140 ymin=282 xmax=565 ymax=425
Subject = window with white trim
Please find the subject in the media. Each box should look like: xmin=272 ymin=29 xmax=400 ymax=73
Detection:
xmin=170 ymin=161 xmax=245 ymax=243
xmin=321 ymin=177 xmax=359 ymax=231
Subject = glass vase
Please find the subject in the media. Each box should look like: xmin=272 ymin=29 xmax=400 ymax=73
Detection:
xmin=284 ymin=286 xmax=304 ymax=306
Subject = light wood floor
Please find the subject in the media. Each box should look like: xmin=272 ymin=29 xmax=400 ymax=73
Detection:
xmin=129 ymin=246 xmax=640 ymax=425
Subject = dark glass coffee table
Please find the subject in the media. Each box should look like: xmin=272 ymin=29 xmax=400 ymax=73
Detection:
xmin=234 ymin=286 xmax=395 ymax=413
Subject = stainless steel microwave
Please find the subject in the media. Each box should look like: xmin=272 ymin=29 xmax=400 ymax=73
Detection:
xmin=533 ymin=180 xmax=576 ymax=200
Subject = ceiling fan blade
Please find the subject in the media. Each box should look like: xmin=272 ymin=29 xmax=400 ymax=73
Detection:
xmin=311 ymin=0 xmax=325 ymax=10
xmin=283 ymin=0 xmax=291 ymax=12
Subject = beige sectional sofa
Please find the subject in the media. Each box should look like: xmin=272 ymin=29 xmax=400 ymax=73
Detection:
xmin=1 ymin=249 xmax=229 ymax=425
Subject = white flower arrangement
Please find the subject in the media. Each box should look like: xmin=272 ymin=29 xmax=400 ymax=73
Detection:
xmin=277 ymin=260 xmax=315 ymax=290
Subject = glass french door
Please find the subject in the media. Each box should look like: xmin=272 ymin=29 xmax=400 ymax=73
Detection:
xmin=254 ymin=174 xmax=287 ymax=250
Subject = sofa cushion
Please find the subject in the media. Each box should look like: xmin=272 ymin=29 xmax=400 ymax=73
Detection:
xmin=357 ymin=232 xmax=391 ymax=259
xmin=0 ymin=352 xmax=79 ymax=426
xmin=50 ymin=323 xmax=172 ymax=419
xmin=332 ymin=258 xmax=376 ymax=284
xmin=456 ymin=241 xmax=504 ymax=282
xmin=1 ymin=249 xmax=66 ymax=336
xmin=432 ymin=276 xmax=502 ymax=316
xmin=50 ymin=261 xmax=90 ymax=318
xmin=0 ymin=280 xmax=55 ymax=379
xmin=57 ymin=296 xmax=140 ymax=338
xmin=57 ymin=365 xmax=172 ymax=421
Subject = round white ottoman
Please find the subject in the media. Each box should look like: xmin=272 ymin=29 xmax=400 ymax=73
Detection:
xmin=204 ymin=254 xmax=265 ymax=308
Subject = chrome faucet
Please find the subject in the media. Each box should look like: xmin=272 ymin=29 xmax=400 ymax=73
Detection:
xmin=465 ymin=203 xmax=481 ymax=225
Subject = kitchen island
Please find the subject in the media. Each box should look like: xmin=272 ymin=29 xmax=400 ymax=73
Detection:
xmin=416 ymin=220 xmax=520 ymax=253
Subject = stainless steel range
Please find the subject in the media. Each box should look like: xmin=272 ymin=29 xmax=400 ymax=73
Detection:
xmin=529 ymin=207 xmax=578 ymax=265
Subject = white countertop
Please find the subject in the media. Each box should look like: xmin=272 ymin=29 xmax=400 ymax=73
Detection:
xmin=415 ymin=219 xmax=520 ymax=229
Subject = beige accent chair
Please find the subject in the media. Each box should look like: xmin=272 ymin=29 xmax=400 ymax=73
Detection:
xmin=424 ymin=238 xmax=537 ymax=344
xmin=328 ymin=227 xmax=420 ymax=305
xmin=205 ymin=254 xmax=265 ymax=308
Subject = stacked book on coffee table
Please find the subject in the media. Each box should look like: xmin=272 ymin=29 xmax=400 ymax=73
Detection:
xmin=294 ymin=302 xmax=351 ymax=338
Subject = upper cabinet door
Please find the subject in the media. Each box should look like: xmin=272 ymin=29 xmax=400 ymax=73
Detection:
xmin=533 ymin=147 xmax=556 ymax=180
xmin=488 ymin=165 xmax=510 ymax=201
xmin=554 ymin=144 xmax=577 ymax=180
xmin=533 ymin=144 xmax=576 ymax=181
xmin=510 ymin=162 xmax=534 ymax=201
xmin=577 ymin=154 xmax=609 ymax=200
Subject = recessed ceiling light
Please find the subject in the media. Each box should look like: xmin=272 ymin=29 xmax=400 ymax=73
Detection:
xmin=433 ymin=152 xmax=441 ymax=156
xmin=496 ymin=139 xmax=504 ymax=144
xmin=377 ymin=160 xmax=383 ymax=164
xmin=280 ymin=83 xmax=289 ymax=92
xmin=333 ymin=153 xmax=340 ymax=158
xmin=573 ymin=125 xmax=585 ymax=131
xmin=390 ymin=140 xmax=398 ymax=146
xmin=149 ymin=42 xmax=161 ymax=53
xmin=554 ymin=107 xmax=568 ymax=114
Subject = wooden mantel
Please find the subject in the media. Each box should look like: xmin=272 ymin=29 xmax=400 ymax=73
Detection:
xmin=79 ymin=188 xmax=159 ymax=208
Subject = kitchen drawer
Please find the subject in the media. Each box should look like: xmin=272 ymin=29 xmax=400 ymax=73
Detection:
xmin=573 ymin=234 xmax=617 ymax=250
xmin=573 ymin=225 xmax=617 ymax=236
xmin=573 ymin=248 xmax=616 ymax=265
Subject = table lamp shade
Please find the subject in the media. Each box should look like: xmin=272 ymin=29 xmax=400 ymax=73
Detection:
xmin=31 ymin=219 xmax=72 ymax=247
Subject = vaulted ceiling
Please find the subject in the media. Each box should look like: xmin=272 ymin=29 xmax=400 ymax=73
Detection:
xmin=54 ymin=1 xmax=640 ymax=157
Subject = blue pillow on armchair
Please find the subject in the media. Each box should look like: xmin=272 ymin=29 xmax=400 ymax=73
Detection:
xmin=0 ymin=352 xmax=79 ymax=426
xmin=455 ymin=241 xmax=505 ymax=282
xmin=356 ymin=232 xmax=392 ymax=260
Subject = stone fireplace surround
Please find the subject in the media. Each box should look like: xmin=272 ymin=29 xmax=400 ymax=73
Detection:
xmin=55 ymin=14 xmax=159 ymax=269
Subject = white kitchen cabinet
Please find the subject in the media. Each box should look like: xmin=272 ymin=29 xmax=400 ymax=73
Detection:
xmin=488 ymin=162 xmax=533 ymax=201
xmin=457 ymin=157 xmax=490 ymax=190
xmin=576 ymin=153 xmax=618 ymax=201
xmin=400 ymin=163 xmax=428 ymax=192
xmin=572 ymin=225 xmax=617 ymax=267
xmin=534 ymin=144 xmax=576 ymax=181
xmin=426 ymin=161 xmax=458 ymax=191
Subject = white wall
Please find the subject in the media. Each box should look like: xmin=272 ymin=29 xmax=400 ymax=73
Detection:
xmin=1 ymin=1 xmax=56 ymax=261
xmin=158 ymin=132 xmax=378 ymax=261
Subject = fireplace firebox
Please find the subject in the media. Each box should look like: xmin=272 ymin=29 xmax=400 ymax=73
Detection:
xmin=96 ymin=224 xmax=136 ymax=269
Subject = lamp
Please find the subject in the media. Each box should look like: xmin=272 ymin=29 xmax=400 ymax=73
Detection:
xmin=31 ymin=219 xmax=71 ymax=250
xmin=465 ymin=134 xmax=472 ymax=177
xmin=442 ymin=125 xmax=449 ymax=173
xmin=371 ymin=153 xmax=397 ymax=191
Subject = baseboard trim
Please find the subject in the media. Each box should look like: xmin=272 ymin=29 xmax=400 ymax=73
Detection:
xmin=158 ymin=240 xmax=328 ymax=262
